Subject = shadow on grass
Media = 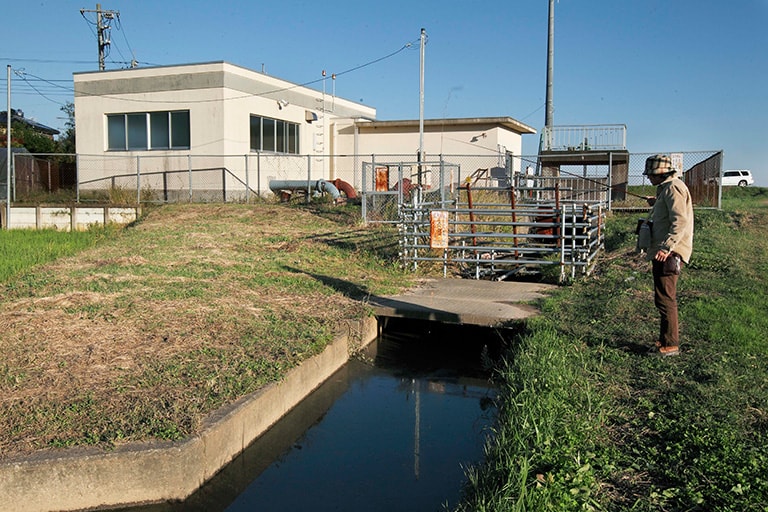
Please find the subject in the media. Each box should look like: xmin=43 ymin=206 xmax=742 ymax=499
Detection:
xmin=282 ymin=265 xmax=463 ymax=324
xmin=281 ymin=265 xmax=373 ymax=301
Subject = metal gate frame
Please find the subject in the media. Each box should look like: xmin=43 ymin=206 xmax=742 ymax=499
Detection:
xmin=397 ymin=179 xmax=606 ymax=282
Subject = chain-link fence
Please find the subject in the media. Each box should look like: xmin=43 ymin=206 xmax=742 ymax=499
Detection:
xmin=4 ymin=149 xmax=722 ymax=209
xmin=620 ymin=150 xmax=722 ymax=209
xmin=360 ymin=154 xmax=516 ymax=224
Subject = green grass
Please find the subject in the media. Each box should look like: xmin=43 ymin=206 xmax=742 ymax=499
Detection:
xmin=457 ymin=186 xmax=768 ymax=511
xmin=0 ymin=226 xmax=116 ymax=282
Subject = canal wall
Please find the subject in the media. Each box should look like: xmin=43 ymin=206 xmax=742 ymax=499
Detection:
xmin=0 ymin=317 xmax=379 ymax=512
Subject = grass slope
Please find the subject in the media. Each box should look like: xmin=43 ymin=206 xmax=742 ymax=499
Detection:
xmin=0 ymin=202 xmax=412 ymax=457
xmin=458 ymin=187 xmax=768 ymax=511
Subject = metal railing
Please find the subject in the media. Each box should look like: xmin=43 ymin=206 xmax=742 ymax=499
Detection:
xmin=398 ymin=183 xmax=606 ymax=282
xmin=541 ymin=124 xmax=627 ymax=152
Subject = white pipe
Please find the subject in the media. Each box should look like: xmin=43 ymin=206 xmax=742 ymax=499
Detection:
xmin=268 ymin=179 xmax=340 ymax=201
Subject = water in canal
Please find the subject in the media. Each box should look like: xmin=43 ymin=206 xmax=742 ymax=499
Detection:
xmin=124 ymin=318 xmax=507 ymax=512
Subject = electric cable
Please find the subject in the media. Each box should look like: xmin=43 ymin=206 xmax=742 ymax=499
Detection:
xmin=7 ymin=37 xmax=419 ymax=123
xmin=519 ymin=103 xmax=545 ymax=122
xmin=115 ymin=13 xmax=138 ymax=66
xmin=13 ymin=69 xmax=68 ymax=106
xmin=10 ymin=72 xmax=73 ymax=91
xmin=52 ymin=39 xmax=419 ymax=105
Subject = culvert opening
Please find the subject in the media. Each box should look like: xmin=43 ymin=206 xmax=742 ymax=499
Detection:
xmin=119 ymin=317 xmax=515 ymax=512
xmin=369 ymin=316 xmax=517 ymax=379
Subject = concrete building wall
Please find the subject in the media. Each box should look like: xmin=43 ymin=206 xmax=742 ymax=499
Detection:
xmin=353 ymin=121 xmax=531 ymax=174
xmin=74 ymin=62 xmax=376 ymax=186
xmin=72 ymin=62 xmax=535 ymax=194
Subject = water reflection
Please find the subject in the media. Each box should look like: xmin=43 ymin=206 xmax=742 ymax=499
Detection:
xmin=121 ymin=318 xmax=505 ymax=512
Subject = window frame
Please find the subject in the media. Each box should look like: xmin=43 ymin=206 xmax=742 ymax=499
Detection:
xmin=250 ymin=115 xmax=299 ymax=154
xmin=106 ymin=110 xmax=190 ymax=151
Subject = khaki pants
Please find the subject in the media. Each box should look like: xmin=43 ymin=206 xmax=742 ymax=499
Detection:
xmin=652 ymin=259 xmax=682 ymax=347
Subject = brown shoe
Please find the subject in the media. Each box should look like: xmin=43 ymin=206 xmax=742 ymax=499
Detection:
xmin=658 ymin=346 xmax=680 ymax=356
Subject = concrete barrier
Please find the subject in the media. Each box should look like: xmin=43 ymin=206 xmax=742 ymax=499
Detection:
xmin=2 ymin=205 xmax=139 ymax=230
xmin=0 ymin=316 xmax=379 ymax=512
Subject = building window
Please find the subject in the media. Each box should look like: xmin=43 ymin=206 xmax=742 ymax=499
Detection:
xmin=250 ymin=115 xmax=299 ymax=154
xmin=107 ymin=110 xmax=190 ymax=151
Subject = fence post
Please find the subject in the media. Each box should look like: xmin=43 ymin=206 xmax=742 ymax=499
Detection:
xmin=559 ymin=203 xmax=566 ymax=283
xmin=607 ymin=152 xmax=613 ymax=211
xmin=136 ymin=155 xmax=141 ymax=205
xmin=10 ymin=152 xmax=15 ymax=202
xmin=222 ymin=167 xmax=227 ymax=203
xmin=245 ymin=154 xmax=250 ymax=203
xmin=188 ymin=154 xmax=193 ymax=202
xmin=439 ymin=154 xmax=445 ymax=207
xmin=75 ymin=154 xmax=80 ymax=203
xmin=717 ymin=150 xmax=724 ymax=210
xmin=257 ymin=151 xmax=261 ymax=197
xmin=306 ymin=155 xmax=312 ymax=204
xmin=362 ymin=155 xmax=373 ymax=224
xmin=412 ymin=181 xmax=421 ymax=271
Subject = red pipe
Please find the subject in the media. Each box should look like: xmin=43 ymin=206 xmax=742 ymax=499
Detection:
xmin=331 ymin=179 xmax=358 ymax=199
xmin=465 ymin=182 xmax=477 ymax=247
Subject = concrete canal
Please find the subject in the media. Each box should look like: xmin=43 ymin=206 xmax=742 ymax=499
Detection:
xmin=120 ymin=317 xmax=511 ymax=512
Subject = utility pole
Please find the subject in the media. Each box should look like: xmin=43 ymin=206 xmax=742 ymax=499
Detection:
xmin=544 ymin=0 xmax=555 ymax=148
xmin=418 ymin=27 xmax=426 ymax=187
xmin=80 ymin=4 xmax=119 ymax=71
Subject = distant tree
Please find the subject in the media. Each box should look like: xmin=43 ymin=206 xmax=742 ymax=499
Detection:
xmin=57 ymin=102 xmax=76 ymax=154
xmin=12 ymin=122 xmax=57 ymax=154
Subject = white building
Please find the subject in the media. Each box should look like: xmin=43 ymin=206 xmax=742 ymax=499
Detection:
xmin=74 ymin=61 xmax=535 ymax=198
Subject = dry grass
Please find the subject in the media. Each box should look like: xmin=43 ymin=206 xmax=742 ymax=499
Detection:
xmin=0 ymin=202 xmax=411 ymax=458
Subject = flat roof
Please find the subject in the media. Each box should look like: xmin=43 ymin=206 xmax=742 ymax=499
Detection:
xmin=357 ymin=116 xmax=537 ymax=135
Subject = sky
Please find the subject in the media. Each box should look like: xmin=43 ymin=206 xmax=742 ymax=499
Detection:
xmin=3 ymin=0 xmax=767 ymax=184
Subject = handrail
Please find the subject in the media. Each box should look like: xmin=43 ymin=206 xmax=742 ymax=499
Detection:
xmin=541 ymin=124 xmax=627 ymax=152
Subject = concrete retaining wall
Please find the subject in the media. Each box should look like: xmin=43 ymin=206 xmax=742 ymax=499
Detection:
xmin=0 ymin=205 xmax=139 ymax=230
xmin=0 ymin=316 xmax=379 ymax=512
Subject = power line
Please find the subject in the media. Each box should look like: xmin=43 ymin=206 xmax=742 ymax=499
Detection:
xmin=0 ymin=57 xmax=161 ymax=67
xmin=332 ymin=40 xmax=417 ymax=79
xmin=14 ymin=40 xmax=416 ymax=106
xmin=13 ymin=69 xmax=68 ymax=107
xmin=519 ymin=103 xmax=545 ymax=122
xmin=114 ymin=12 xmax=138 ymax=68
xmin=4 ymin=37 xmax=417 ymax=118
xmin=0 ymin=57 xmax=94 ymax=65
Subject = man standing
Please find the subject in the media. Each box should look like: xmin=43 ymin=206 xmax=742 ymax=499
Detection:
xmin=643 ymin=154 xmax=694 ymax=356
